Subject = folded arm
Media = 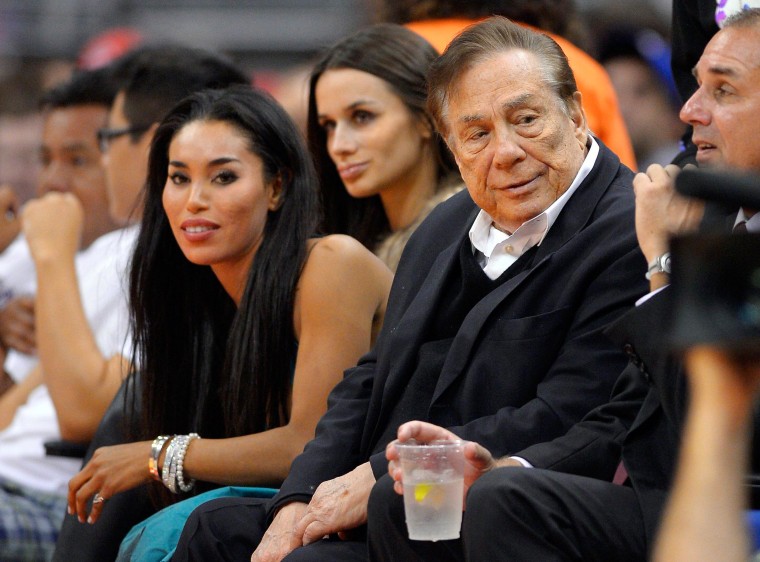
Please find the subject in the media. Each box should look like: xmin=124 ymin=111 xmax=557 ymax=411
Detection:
xmin=23 ymin=193 xmax=127 ymax=442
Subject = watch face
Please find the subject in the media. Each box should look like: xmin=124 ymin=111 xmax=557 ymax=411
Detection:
xmin=662 ymin=254 xmax=672 ymax=272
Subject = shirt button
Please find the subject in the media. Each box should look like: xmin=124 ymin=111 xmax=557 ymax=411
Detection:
xmin=505 ymin=245 xmax=513 ymax=253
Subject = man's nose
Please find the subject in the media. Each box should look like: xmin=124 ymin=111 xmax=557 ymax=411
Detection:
xmin=680 ymin=89 xmax=710 ymax=126
xmin=492 ymin=131 xmax=527 ymax=168
xmin=37 ymin=161 xmax=70 ymax=196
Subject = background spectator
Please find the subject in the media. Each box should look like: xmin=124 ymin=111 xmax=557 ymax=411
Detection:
xmin=308 ymin=24 xmax=460 ymax=271
xmin=597 ymin=25 xmax=683 ymax=169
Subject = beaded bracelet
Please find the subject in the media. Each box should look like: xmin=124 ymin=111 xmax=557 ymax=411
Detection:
xmin=149 ymin=435 xmax=172 ymax=482
xmin=168 ymin=435 xmax=185 ymax=494
xmin=176 ymin=433 xmax=201 ymax=493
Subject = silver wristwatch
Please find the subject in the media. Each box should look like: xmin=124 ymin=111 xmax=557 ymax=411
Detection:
xmin=645 ymin=252 xmax=671 ymax=280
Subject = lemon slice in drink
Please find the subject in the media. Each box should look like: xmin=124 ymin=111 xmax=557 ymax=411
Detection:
xmin=414 ymin=483 xmax=433 ymax=502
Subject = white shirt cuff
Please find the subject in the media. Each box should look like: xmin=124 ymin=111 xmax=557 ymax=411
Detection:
xmin=508 ymin=456 xmax=533 ymax=468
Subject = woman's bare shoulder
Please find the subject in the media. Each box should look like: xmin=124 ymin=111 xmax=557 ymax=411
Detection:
xmin=300 ymin=235 xmax=391 ymax=292
xmin=307 ymin=234 xmax=386 ymax=268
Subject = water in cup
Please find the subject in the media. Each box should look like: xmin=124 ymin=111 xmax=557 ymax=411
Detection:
xmin=403 ymin=468 xmax=464 ymax=541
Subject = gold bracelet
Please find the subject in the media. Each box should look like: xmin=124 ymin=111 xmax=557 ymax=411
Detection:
xmin=149 ymin=435 xmax=172 ymax=481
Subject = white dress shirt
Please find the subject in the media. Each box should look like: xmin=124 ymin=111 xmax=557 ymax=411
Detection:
xmin=469 ymin=137 xmax=599 ymax=280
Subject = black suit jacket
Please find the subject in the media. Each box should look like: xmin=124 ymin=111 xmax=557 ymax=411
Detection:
xmin=516 ymin=206 xmax=754 ymax=545
xmin=270 ymin=141 xmax=648 ymax=513
xmin=520 ymin=285 xmax=760 ymax=547
xmin=518 ymin=288 xmax=681 ymax=545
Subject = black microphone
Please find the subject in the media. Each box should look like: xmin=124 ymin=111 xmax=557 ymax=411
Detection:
xmin=675 ymin=168 xmax=760 ymax=209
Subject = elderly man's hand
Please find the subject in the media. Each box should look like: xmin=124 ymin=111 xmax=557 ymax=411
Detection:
xmin=0 ymin=296 xmax=35 ymax=355
xmin=632 ymin=164 xmax=704 ymax=265
xmin=250 ymin=502 xmax=308 ymax=562
xmin=22 ymin=192 xmax=83 ymax=263
xmin=386 ymin=421 xmax=500 ymax=509
xmin=294 ymin=462 xmax=375 ymax=546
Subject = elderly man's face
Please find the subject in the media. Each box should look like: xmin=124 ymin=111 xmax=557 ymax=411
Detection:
xmin=680 ymin=25 xmax=760 ymax=172
xmin=446 ymin=50 xmax=588 ymax=234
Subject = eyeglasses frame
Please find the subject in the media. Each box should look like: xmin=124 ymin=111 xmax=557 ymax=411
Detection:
xmin=97 ymin=124 xmax=150 ymax=153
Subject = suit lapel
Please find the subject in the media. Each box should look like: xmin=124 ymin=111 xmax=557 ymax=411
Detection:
xmin=376 ymin=228 xmax=466 ymax=411
xmin=430 ymin=254 xmax=551 ymax=403
xmin=606 ymin=288 xmax=677 ymax=435
xmin=430 ymin=141 xmax=621 ymax=404
xmin=363 ymin=236 xmax=464 ymax=450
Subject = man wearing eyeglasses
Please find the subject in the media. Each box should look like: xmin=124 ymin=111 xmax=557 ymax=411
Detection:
xmin=97 ymin=95 xmax=152 ymax=225
xmin=0 ymin=65 xmax=132 ymax=561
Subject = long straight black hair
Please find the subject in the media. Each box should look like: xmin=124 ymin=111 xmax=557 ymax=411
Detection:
xmin=129 ymin=85 xmax=319 ymax=450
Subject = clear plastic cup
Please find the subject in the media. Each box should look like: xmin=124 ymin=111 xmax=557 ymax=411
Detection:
xmin=396 ymin=439 xmax=465 ymax=541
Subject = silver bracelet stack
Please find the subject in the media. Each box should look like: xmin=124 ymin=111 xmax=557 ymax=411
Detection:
xmin=159 ymin=433 xmax=201 ymax=493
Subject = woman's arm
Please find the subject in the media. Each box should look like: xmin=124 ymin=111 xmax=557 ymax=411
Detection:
xmin=69 ymin=235 xmax=392 ymax=522
xmin=182 ymin=235 xmax=392 ymax=484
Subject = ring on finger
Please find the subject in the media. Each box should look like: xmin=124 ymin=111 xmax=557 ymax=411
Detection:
xmin=92 ymin=493 xmax=107 ymax=505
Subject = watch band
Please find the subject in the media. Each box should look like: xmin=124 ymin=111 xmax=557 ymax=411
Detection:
xmin=645 ymin=252 xmax=671 ymax=280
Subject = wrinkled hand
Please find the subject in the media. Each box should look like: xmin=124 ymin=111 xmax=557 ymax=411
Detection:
xmin=386 ymin=421 xmax=498 ymax=509
xmin=633 ymin=164 xmax=704 ymax=264
xmin=68 ymin=441 xmax=152 ymax=525
xmin=250 ymin=502 xmax=309 ymax=562
xmin=296 ymin=462 xmax=375 ymax=546
xmin=0 ymin=296 xmax=35 ymax=354
xmin=22 ymin=192 xmax=83 ymax=263
xmin=0 ymin=185 xmax=20 ymax=253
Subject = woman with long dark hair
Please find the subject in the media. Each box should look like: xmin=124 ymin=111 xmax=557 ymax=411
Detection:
xmin=66 ymin=86 xmax=391 ymax=526
xmin=308 ymin=23 xmax=460 ymax=271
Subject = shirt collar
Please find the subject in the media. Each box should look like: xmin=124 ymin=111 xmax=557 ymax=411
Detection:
xmin=736 ymin=208 xmax=760 ymax=233
xmin=469 ymin=136 xmax=599 ymax=259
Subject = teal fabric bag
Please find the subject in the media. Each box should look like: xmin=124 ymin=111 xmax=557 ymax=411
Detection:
xmin=116 ymin=486 xmax=278 ymax=562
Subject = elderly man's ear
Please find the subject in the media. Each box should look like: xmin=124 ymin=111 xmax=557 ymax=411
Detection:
xmin=569 ymin=91 xmax=588 ymax=146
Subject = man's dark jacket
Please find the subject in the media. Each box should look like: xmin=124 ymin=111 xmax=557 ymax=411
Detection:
xmin=517 ymin=288 xmax=680 ymax=546
xmin=517 ymin=213 xmax=760 ymax=547
xmin=271 ymin=141 xmax=648 ymax=513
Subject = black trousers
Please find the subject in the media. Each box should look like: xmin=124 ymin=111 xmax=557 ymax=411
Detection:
xmin=367 ymin=468 xmax=648 ymax=562
xmin=171 ymin=496 xmax=369 ymax=562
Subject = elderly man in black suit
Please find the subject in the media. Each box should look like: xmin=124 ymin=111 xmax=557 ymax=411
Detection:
xmin=368 ymin=9 xmax=760 ymax=562
xmin=171 ymin=16 xmax=647 ymax=562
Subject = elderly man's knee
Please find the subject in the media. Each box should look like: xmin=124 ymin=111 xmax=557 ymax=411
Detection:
xmin=466 ymin=468 xmax=539 ymax=519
